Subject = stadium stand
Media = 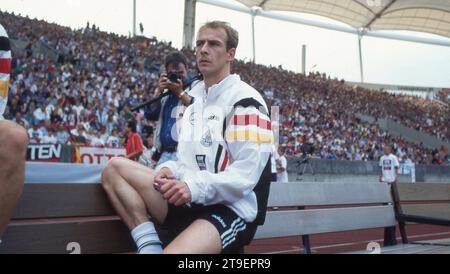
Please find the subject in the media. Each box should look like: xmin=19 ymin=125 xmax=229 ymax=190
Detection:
xmin=0 ymin=11 xmax=449 ymax=166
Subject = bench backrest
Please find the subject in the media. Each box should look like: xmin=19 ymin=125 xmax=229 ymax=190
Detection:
xmin=3 ymin=181 xmax=440 ymax=254
xmin=396 ymin=183 xmax=450 ymax=221
xmin=254 ymin=182 xmax=396 ymax=239
xmin=0 ymin=183 xmax=134 ymax=254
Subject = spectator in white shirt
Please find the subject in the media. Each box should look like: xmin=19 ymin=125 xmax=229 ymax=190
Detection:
xmin=33 ymin=104 xmax=48 ymax=124
xmin=379 ymin=144 xmax=400 ymax=184
xmin=277 ymin=147 xmax=289 ymax=183
xmin=90 ymin=130 xmax=106 ymax=147
xmin=44 ymin=100 xmax=55 ymax=120
xmin=106 ymin=129 xmax=120 ymax=148
xmin=72 ymin=98 xmax=85 ymax=121
xmin=27 ymin=124 xmax=43 ymax=144
xmin=56 ymin=127 xmax=70 ymax=144
xmin=41 ymin=128 xmax=57 ymax=144
xmin=85 ymin=127 xmax=95 ymax=144
xmin=70 ymin=124 xmax=85 ymax=137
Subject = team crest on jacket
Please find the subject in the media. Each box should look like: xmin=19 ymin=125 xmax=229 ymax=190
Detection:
xmin=201 ymin=129 xmax=213 ymax=147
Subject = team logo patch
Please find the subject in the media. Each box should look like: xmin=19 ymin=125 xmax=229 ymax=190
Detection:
xmin=208 ymin=114 xmax=220 ymax=121
xmin=196 ymin=155 xmax=207 ymax=171
xmin=200 ymin=130 xmax=213 ymax=147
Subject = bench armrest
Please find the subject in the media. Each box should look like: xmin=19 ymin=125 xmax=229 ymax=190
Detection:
xmin=398 ymin=214 xmax=450 ymax=227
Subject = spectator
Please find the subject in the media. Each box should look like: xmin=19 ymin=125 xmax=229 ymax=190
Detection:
xmin=14 ymin=112 xmax=29 ymax=128
xmin=71 ymin=126 xmax=88 ymax=145
xmin=123 ymin=120 xmax=144 ymax=161
xmin=41 ymin=128 xmax=57 ymax=144
xmin=106 ymin=128 xmax=120 ymax=148
xmin=27 ymin=124 xmax=43 ymax=144
xmin=277 ymin=147 xmax=289 ymax=183
xmin=379 ymin=144 xmax=400 ymax=184
xmin=33 ymin=103 xmax=48 ymax=124
xmin=56 ymin=126 xmax=70 ymax=144
xmin=90 ymin=130 xmax=105 ymax=147
xmin=144 ymin=51 xmax=197 ymax=166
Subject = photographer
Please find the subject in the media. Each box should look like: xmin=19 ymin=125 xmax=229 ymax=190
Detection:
xmin=144 ymin=51 xmax=197 ymax=165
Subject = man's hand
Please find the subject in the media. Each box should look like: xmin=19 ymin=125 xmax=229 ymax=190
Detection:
xmin=155 ymin=177 xmax=192 ymax=206
xmin=154 ymin=167 xmax=174 ymax=181
xmin=166 ymin=79 xmax=184 ymax=97
xmin=157 ymin=74 xmax=183 ymax=97
xmin=157 ymin=74 xmax=170 ymax=95
xmin=153 ymin=167 xmax=175 ymax=192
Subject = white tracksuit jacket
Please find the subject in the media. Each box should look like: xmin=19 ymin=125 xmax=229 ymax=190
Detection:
xmin=156 ymin=74 xmax=273 ymax=224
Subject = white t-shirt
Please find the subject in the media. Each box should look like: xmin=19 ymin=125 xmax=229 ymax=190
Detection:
xmin=106 ymin=135 xmax=120 ymax=148
xmin=277 ymin=155 xmax=289 ymax=183
xmin=41 ymin=135 xmax=57 ymax=144
xmin=90 ymin=136 xmax=105 ymax=147
xmin=28 ymin=128 xmax=43 ymax=142
xmin=34 ymin=108 xmax=48 ymax=121
xmin=379 ymin=154 xmax=400 ymax=183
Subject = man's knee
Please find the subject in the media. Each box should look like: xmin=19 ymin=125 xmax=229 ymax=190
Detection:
xmin=101 ymin=157 xmax=126 ymax=188
xmin=0 ymin=121 xmax=28 ymax=157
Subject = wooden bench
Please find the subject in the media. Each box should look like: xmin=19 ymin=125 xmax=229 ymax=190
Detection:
xmin=0 ymin=183 xmax=135 ymax=254
xmin=254 ymin=182 xmax=450 ymax=254
xmin=1 ymin=181 xmax=449 ymax=254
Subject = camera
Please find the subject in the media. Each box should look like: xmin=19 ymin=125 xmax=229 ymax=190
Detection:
xmin=167 ymin=72 xmax=181 ymax=83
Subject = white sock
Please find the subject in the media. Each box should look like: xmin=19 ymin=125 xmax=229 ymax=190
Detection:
xmin=131 ymin=221 xmax=163 ymax=254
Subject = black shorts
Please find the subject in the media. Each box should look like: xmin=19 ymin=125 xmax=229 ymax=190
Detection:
xmin=155 ymin=203 xmax=258 ymax=254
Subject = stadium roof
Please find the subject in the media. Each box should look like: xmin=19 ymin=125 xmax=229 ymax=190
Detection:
xmin=234 ymin=0 xmax=450 ymax=39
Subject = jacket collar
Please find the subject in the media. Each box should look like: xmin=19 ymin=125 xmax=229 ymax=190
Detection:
xmin=204 ymin=74 xmax=240 ymax=101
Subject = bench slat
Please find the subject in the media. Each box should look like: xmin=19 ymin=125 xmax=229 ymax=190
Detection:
xmin=0 ymin=218 xmax=134 ymax=254
xmin=402 ymin=204 xmax=450 ymax=221
xmin=383 ymin=244 xmax=447 ymax=254
xmin=255 ymin=205 xmax=395 ymax=239
xmin=416 ymin=246 xmax=450 ymax=254
xmin=12 ymin=184 xmax=116 ymax=219
xmin=267 ymin=182 xmax=392 ymax=207
xmin=398 ymin=183 xmax=450 ymax=201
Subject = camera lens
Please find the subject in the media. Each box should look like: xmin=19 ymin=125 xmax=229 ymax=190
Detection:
xmin=168 ymin=73 xmax=180 ymax=83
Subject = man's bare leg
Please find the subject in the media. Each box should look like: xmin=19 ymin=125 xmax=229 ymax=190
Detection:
xmin=163 ymin=219 xmax=222 ymax=254
xmin=102 ymin=157 xmax=169 ymax=253
xmin=102 ymin=157 xmax=168 ymax=228
xmin=0 ymin=120 xmax=28 ymax=239
xmin=102 ymin=157 xmax=223 ymax=254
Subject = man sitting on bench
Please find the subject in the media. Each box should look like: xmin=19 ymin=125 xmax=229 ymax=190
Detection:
xmin=101 ymin=21 xmax=273 ymax=254
xmin=0 ymin=23 xmax=29 ymax=244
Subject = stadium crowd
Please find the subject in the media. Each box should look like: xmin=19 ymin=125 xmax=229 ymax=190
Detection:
xmin=1 ymin=11 xmax=449 ymax=166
